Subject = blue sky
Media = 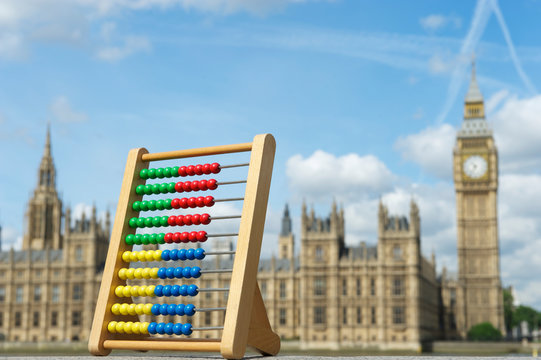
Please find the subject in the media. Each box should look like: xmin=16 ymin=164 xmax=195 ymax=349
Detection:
xmin=1 ymin=0 xmax=541 ymax=308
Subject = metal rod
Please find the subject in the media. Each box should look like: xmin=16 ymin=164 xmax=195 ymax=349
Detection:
xmin=217 ymin=180 xmax=247 ymax=185
xmin=210 ymin=215 xmax=241 ymax=220
xmin=199 ymin=288 xmax=229 ymax=292
xmin=193 ymin=326 xmax=224 ymax=331
xmin=214 ymin=197 xmax=244 ymax=202
xmin=207 ymin=233 xmax=238 ymax=238
xmin=201 ymin=269 xmax=233 ymax=274
xmin=197 ymin=307 xmax=227 ymax=312
xmin=205 ymin=251 xmax=236 ymax=255
xmin=220 ymin=163 xmax=249 ymax=169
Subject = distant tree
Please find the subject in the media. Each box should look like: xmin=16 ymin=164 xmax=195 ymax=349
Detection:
xmin=503 ymin=288 xmax=514 ymax=333
xmin=467 ymin=322 xmax=502 ymax=341
xmin=513 ymin=305 xmax=541 ymax=330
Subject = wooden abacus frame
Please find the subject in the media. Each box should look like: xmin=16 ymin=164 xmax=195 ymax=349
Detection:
xmin=88 ymin=134 xmax=279 ymax=359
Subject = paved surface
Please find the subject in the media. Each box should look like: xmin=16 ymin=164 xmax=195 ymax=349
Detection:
xmin=0 ymin=356 xmax=538 ymax=359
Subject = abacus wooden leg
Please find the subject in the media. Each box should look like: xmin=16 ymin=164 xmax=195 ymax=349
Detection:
xmin=247 ymin=284 xmax=280 ymax=356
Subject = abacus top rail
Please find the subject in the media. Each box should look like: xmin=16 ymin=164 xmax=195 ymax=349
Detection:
xmin=142 ymin=142 xmax=253 ymax=162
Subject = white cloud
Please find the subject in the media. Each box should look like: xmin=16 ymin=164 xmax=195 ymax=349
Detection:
xmin=50 ymin=96 xmax=87 ymax=123
xmin=96 ymin=35 xmax=151 ymax=62
xmin=0 ymin=32 xmax=24 ymax=59
xmin=420 ymin=14 xmax=461 ymax=32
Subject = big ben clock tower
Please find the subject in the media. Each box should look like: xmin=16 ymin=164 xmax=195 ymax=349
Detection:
xmin=453 ymin=62 xmax=505 ymax=337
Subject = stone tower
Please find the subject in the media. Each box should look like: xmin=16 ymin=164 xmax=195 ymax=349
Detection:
xmin=22 ymin=125 xmax=63 ymax=250
xmin=453 ymin=61 xmax=505 ymax=336
xmin=278 ymin=204 xmax=294 ymax=261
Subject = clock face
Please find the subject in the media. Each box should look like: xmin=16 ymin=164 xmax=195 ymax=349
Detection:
xmin=463 ymin=155 xmax=487 ymax=179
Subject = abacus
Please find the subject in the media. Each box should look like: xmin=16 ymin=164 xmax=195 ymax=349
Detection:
xmin=88 ymin=134 xmax=279 ymax=359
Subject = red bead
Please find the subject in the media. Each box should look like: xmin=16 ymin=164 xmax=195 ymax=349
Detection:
xmin=183 ymin=215 xmax=192 ymax=226
xmin=167 ymin=216 xmax=177 ymax=226
xmin=173 ymin=232 xmax=181 ymax=243
xmin=171 ymin=198 xmax=180 ymax=209
xmin=195 ymin=164 xmax=204 ymax=175
xmin=202 ymin=163 xmax=211 ymax=174
xmin=180 ymin=232 xmax=189 ymax=243
xmin=199 ymin=180 xmax=208 ymax=191
xmin=164 ymin=233 xmax=173 ymax=243
xmin=189 ymin=231 xmax=198 ymax=242
xmin=178 ymin=166 xmax=187 ymax=177
xmin=201 ymin=213 xmax=211 ymax=225
xmin=210 ymin=163 xmax=220 ymax=174
xmin=182 ymin=181 xmax=192 ymax=192
xmin=186 ymin=165 xmax=195 ymax=176
xmin=187 ymin=197 xmax=197 ymax=208
xmin=197 ymin=231 xmax=207 ymax=242
xmin=196 ymin=196 xmax=205 ymax=207
xmin=191 ymin=180 xmax=199 ymax=191
xmin=175 ymin=215 xmax=184 ymax=226
xmin=204 ymin=196 xmax=214 ymax=206
xmin=207 ymin=179 xmax=217 ymax=190
xmin=175 ymin=182 xmax=184 ymax=193
xmin=192 ymin=214 xmax=201 ymax=225
xmin=179 ymin=198 xmax=188 ymax=209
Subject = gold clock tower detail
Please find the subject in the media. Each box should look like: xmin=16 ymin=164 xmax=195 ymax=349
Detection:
xmin=453 ymin=62 xmax=505 ymax=337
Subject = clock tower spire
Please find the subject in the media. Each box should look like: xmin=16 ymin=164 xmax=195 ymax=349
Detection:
xmin=453 ymin=61 xmax=505 ymax=337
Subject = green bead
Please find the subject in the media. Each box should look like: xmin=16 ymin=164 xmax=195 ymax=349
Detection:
xmin=156 ymin=200 xmax=165 ymax=210
xmin=164 ymin=199 xmax=172 ymax=210
xmin=160 ymin=216 xmax=168 ymax=227
xmin=132 ymin=201 xmax=140 ymax=212
xmin=157 ymin=233 xmax=165 ymax=244
xmin=135 ymin=185 xmax=145 ymax=195
xmin=148 ymin=200 xmax=157 ymax=211
xmin=152 ymin=184 xmax=160 ymax=194
xmin=142 ymin=234 xmax=150 ymax=245
xmin=167 ymin=182 xmax=176 ymax=193
xmin=137 ymin=218 xmax=145 ymax=228
xmin=140 ymin=201 xmax=148 ymax=211
xmin=152 ymin=216 xmax=161 ymax=227
xmin=156 ymin=168 xmax=164 ymax=178
xmin=172 ymin=166 xmax=179 ymax=177
xmin=129 ymin=218 xmax=138 ymax=228
xmin=148 ymin=168 xmax=156 ymax=179
xmin=164 ymin=167 xmax=172 ymax=177
xmin=144 ymin=217 xmax=153 ymax=227
xmin=159 ymin=183 xmax=168 ymax=194
xmin=135 ymin=234 xmax=143 ymax=245
xmin=140 ymin=169 xmax=149 ymax=179
xmin=144 ymin=184 xmax=153 ymax=195
xmin=125 ymin=234 xmax=135 ymax=245
xmin=150 ymin=234 xmax=158 ymax=244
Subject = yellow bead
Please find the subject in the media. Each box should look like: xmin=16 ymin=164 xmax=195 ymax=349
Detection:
xmin=140 ymin=322 xmax=149 ymax=334
xmin=145 ymin=251 xmax=154 ymax=261
xmin=138 ymin=286 xmax=147 ymax=297
xmin=135 ymin=303 xmax=145 ymax=315
xmin=130 ymin=286 xmax=139 ymax=297
xmin=137 ymin=251 xmax=146 ymax=261
xmin=154 ymin=250 xmax=162 ymax=261
xmin=146 ymin=285 xmax=155 ymax=297
xmin=107 ymin=321 xmax=117 ymax=333
xmin=118 ymin=268 xmax=127 ymax=280
xmin=111 ymin=303 xmax=121 ymax=315
xmin=141 ymin=268 xmax=150 ymax=279
xmin=128 ymin=303 xmax=137 ymax=315
xmin=134 ymin=268 xmax=143 ymax=279
xmin=150 ymin=268 xmax=159 ymax=279
xmin=132 ymin=322 xmax=141 ymax=334
xmin=126 ymin=268 xmax=135 ymax=279
xmin=143 ymin=303 xmax=153 ymax=315
xmin=122 ymin=251 xmax=131 ymax=262
xmin=116 ymin=322 xmax=125 ymax=333
xmin=130 ymin=252 xmax=138 ymax=262
xmin=124 ymin=321 xmax=133 ymax=334
xmin=119 ymin=303 xmax=129 ymax=315
xmin=115 ymin=286 xmax=124 ymax=297
xmin=122 ymin=286 xmax=131 ymax=297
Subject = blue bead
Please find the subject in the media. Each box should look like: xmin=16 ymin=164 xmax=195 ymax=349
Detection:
xmin=161 ymin=250 xmax=170 ymax=261
xmin=160 ymin=304 xmax=168 ymax=315
xmin=195 ymin=248 xmax=205 ymax=260
xmin=148 ymin=322 xmax=157 ymax=334
xmin=182 ymin=267 xmax=192 ymax=279
xmin=170 ymin=249 xmax=179 ymax=261
xmin=173 ymin=323 xmax=183 ymax=335
xmin=151 ymin=304 xmax=161 ymax=316
xmin=181 ymin=323 xmax=193 ymax=336
xmin=157 ymin=267 xmax=167 ymax=279
xmin=163 ymin=285 xmax=172 ymax=297
xmin=179 ymin=285 xmax=188 ymax=296
xmin=190 ymin=266 xmax=201 ymax=278
xmin=154 ymin=285 xmax=163 ymax=297
xmin=176 ymin=304 xmax=185 ymax=316
xmin=174 ymin=267 xmax=184 ymax=278
xmin=184 ymin=304 xmax=196 ymax=316
xmin=186 ymin=248 xmax=195 ymax=260
xmin=166 ymin=267 xmax=175 ymax=279
xmin=171 ymin=285 xmax=181 ymax=296
xmin=167 ymin=304 xmax=177 ymax=316
xmin=156 ymin=322 xmax=165 ymax=335
xmin=178 ymin=249 xmax=187 ymax=261
xmin=187 ymin=284 xmax=198 ymax=296
xmin=164 ymin=322 xmax=174 ymax=335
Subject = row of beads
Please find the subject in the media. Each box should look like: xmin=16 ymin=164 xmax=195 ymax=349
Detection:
xmin=110 ymin=303 xmax=197 ymax=317
xmin=140 ymin=163 xmax=221 ymax=179
xmin=148 ymin=322 xmax=193 ymax=336
xmin=133 ymin=196 xmax=215 ymax=212
xmin=128 ymin=214 xmax=211 ymax=229
xmin=122 ymin=248 xmax=206 ymax=263
xmin=115 ymin=284 xmax=200 ymax=298
xmin=135 ymin=180 xmax=217 ymax=196
xmin=111 ymin=303 xmax=153 ymax=316
xmin=118 ymin=266 xmax=202 ymax=280
xmin=125 ymin=233 xmax=165 ymax=245
xmin=108 ymin=321 xmax=150 ymax=335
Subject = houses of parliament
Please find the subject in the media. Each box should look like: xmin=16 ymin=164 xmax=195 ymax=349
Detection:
xmin=0 ymin=66 xmax=505 ymax=349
